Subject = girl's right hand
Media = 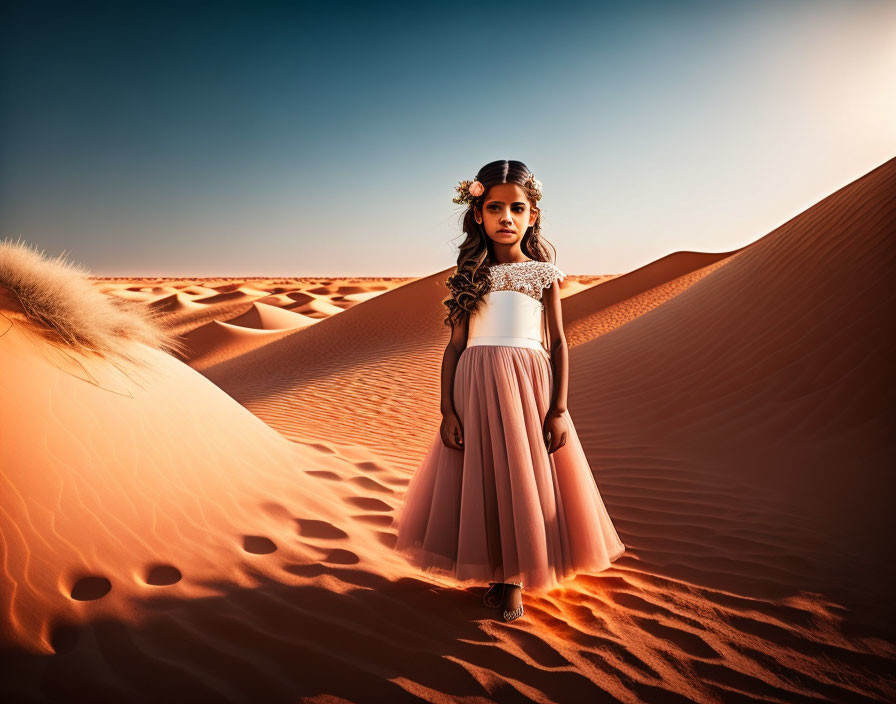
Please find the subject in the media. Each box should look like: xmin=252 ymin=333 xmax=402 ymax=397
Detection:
xmin=440 ymin=411 xmax=464 ymax=451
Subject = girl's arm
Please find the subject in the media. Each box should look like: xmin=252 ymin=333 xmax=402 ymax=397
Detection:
xmin=542 ymin=281 xmax=569 ymax=414
xmin=440 ymin=313 xmax=469 ymax=417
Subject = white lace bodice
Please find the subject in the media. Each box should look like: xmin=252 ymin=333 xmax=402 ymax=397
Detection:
xmin=466 ymin=260 xmax=566 ymax=352
xmin=487 ymin=260 xmax=566 ymax=307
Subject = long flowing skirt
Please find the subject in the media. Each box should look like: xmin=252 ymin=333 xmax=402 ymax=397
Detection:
xmin=393 ymin=344 xmax=626 ymax=593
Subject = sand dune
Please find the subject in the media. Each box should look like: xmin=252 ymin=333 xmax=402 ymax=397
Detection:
xmin=174 ymin=318 xmax=300 ymax=370
xmin=146 ymin=290 xmax=207 ymax=314
xmin=253 ymin=292 xmax=300 ymax=306
xmin=1 ymin=158 xmax=894 ymax=702
xmin=224 ymin=301 xmax=316 ymax=331
xmin=288 ymin=294 xmax=352 ymax=318
xmin=98 ymin=278 xmax=412 ymax=380
xmin=0 ymin=310 xmax=414 ymax=651
xmin=203 ymin=269 xmax=458 ymax=469
xmin=562 ymin=249 xmax=741 ymax=346
xmin=191 ymin=288 xmax=256 ymax=305
xmin=180 ymin=285 xmax=220 ymax=296
xmin=285 ymin=290 xmax=316 ymax=305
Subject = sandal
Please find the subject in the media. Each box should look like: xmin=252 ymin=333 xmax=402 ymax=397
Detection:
xmin=501 ymin=581 xmax=525 ymax=622
xmin=483 ymin=581 xmax=505 ymax=609
xmin=503 ymin=604 xmax=524 ymax=622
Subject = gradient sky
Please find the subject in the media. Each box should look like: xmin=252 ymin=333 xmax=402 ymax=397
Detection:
xmin=2 ymin=0 xmax=894 ymax=277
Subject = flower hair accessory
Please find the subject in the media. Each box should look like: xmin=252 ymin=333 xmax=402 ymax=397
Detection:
xmin=452 ymin=179 xmax=484 ymax=205
xmin=524 ymin=173 xmax=543 ymax=201
xmin=452 ymin=171 xmax=543 ymax=205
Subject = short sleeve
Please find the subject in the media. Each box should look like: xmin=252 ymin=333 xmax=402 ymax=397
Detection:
xmin=541 ymin=262 xmax=565 ymax=290
xmin=551 ymin=263 xmax=566 ymax=282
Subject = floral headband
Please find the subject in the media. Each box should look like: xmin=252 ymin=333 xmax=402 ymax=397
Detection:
xmin=452 ymin=172 xmax=543 ymax=206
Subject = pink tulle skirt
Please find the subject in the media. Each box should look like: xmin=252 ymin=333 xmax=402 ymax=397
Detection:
xmin=393 ymin=344 xmax=626 ymax=593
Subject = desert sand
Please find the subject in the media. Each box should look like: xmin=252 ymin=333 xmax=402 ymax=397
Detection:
xmin=1 ymin=158 xmax=894 ymax=703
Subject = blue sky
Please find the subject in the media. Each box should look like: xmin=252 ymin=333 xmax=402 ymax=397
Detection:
xmin=1 ymin=0 xmax=894 ymax=277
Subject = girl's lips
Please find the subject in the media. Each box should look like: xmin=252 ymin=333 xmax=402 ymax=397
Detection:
xmin=498 ymin=229 xmax=515 ymax=233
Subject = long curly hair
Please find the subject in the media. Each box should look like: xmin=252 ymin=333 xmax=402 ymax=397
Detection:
xmin=443 ymin=159 xmax=557 ymax=328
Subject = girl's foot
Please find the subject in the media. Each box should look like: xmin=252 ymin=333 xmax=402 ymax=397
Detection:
xmin=500 ymin=581 xmax=524 ymax=622
xmin=483 ymin=582 xmax=505 ymax=609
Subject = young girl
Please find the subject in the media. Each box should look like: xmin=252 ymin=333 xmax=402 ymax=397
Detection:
xmin=393 ymin=159 xmax=626 ymax=622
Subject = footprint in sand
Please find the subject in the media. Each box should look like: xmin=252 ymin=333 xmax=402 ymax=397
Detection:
xmin=321 ymin=548 xmax=360 ymax=565
xmin=342 ymin=496 xmax=392 ymax=512
xmin=145 ymin=564 xmax=183 ymax=586
xmin=348 ymin=476 xmax=395 ymax=494
xmin=354 ymin=460 xmax=384 ymax=473
xmin=242 ymin=535 xmax=277 ymax=554
xmin=306 ymin=443 xmax=335 ymax=454
xmin=304 ymin=469 xmax=341 ymax=481
xmin=375 ymin=532 xmax=397 ymax=549
xmin=70 ymin=575 xmax=112 ymax=601
xmin=295 ymin=518 xmax=348 ymax=540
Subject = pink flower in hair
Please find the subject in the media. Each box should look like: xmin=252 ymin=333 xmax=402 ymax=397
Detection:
xmin=468 ymin=180 xmax=484 ymax=197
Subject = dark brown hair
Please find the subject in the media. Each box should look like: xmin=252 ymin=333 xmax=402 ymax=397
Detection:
xmin=443 ymin=159 xmax=557 ymax=328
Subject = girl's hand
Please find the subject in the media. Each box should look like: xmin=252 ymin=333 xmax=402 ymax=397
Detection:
xmin=440 ymin=411 xmax=464 ymax=451
xmin=543 ymin=410 xmax=568 ymax=454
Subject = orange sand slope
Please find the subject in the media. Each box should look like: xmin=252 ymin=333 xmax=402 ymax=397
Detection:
xmin=1 ymin=157 xmax=895 ymax=702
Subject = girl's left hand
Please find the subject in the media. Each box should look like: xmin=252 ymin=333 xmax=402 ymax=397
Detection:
xmin=543 ymin=410 xmax=568 ymax=454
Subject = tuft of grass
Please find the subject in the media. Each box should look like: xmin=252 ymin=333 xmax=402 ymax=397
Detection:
xmin=0 ymin=237 xmax=188 ymax=365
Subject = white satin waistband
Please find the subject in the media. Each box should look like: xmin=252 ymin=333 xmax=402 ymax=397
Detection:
xmin=466 ymin=335 xmax=547 ymax=352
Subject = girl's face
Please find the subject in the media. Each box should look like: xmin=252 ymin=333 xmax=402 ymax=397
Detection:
xmin=474 ymin=183 xmax=538 ymax=248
